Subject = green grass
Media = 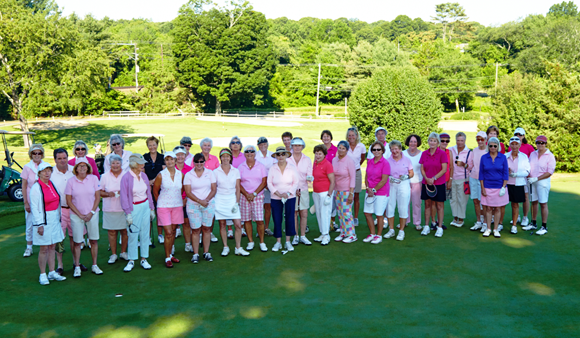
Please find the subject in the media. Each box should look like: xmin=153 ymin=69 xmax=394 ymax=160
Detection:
xmin=1 ymin=176 xmax=579 ymax=337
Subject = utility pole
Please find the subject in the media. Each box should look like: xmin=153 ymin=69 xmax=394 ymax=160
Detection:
xmin=134 ymin=42 xmax=139 ymax=92
xmin=345 ymin=97 xmax=348 ymax=115
xmin=494 ymin=62 xmax=499 ymax=97
xmin=315 ymin=63 xmax=321 ymax=116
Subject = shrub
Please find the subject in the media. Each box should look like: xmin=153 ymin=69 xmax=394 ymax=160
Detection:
xmin=450 ymin=112 xmax=480 ymax=120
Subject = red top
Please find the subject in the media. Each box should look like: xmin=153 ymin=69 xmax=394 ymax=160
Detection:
xmin=68 ymin=157 xmax=100 ymax=179
xmin=39 ymin=180 xmax=60 ymax=212
xmin=419 ymin=148 xmax=449 ymax=186
xmin=176 ymin=163 xmax=192 ymax=199
xmin=313 ymin=159 xmax=334 ymax=193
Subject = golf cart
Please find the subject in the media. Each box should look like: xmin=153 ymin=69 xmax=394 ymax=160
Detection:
xmin=0 ymin=130 xmax=36 ymax=202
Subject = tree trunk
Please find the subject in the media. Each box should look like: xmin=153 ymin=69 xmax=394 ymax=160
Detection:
xmin=455 ymin=98 xmax=460 ymax=114
xmin=215 ymin=99 xmax=222 ymax=116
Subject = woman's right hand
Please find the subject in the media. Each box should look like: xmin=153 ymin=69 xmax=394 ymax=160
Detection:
xmin=37 ymin=226 xmax=44 ymax=236
xmin=24 ymin=203 xmax=31 ymax=213
xmin=481 ymin=188 xmax=487 ymax=197
xmin=109 ymin=191 xmax=116 ymax=198
xmin=198 ymin=199 xmax=209 ymax=208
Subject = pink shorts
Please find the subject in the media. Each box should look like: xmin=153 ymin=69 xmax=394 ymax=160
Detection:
xmin=157 ymin=207 xmax=185 ymax=226
xmin=240 ymin=193 xmax=265 ymax=222
xmin=481 ymin=188 xmax=509 ymax=207
xmin=61 ymin=208 xmax=85 ymax=237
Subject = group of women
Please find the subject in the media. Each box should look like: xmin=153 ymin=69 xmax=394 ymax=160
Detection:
xmin=22 ymin=126 xmax=555 ymax=285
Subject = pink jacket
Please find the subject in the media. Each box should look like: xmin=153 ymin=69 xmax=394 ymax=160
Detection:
xmin=120 ymin=171 xmax=154 ymax=214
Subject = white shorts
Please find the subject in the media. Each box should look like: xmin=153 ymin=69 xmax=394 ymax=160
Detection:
xmin=531 ymin=179 xmax=550 ymax=204
xmin=386 ymin=182 xmax=411 ymax=219
xmin=33 ymin=210 xmax=64 ymax=246
xmin=295 ymin=191 xmax=310 ymax=211
xmin=469 ymin=177 xmax=481 ymax=200
xmin=71 ymin=212 xmax=100 ymax=243
xmin=363 ymin=194 xmax=388 ymax=215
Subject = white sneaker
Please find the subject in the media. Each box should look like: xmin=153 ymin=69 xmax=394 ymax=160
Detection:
xmin=434 ymin=227 xmax=443 ymax=238
xmin=39 ymin=274 xmax=50 ymax=286
xmin=470 ymin=222 xmax=483 ymax=231
xmin=342 ymin=235 xmax=357 ymax=243
xmin=335 ymin=226 xmax=341 ymax=233
xmin=235 ymin=247 xmax=250 ymax=256
xmin=292 ymin=235 xmax=299 ymax=245
xmin=383 ymin=223 xmax=388 ymax=229
xmin=321 ymin=235 xmax=330 ymax=246
xmin=510 ymin=226 xmax=518 ymax=234
xmin=421 ymin=225 xmax=430 ymax=236
xmin=521 ymin=217 xmax=530 ymax=227
xmin=384 ymin=229 xmax=395 ymax=239
xmin=272 ymin=242 xmax=282 ymax=252
xmin=23 ymin=247 xmax=33 ymax=257
xmin=185 ymin=243 xmax=193 ymax=252
xmin=491 ymin=215 xmax=495 ymax=224
xmin=480 ymin=224 xmax=488 ymax=233
xmin=119 ymin=252 xmax=129 ymax=261
xmin=300 ymin=236 xmax=312 ymax=245
xmin=158 ymin=234 xmax=164 ymax=244
xmin=108 ymin=254 xmax=118 ymax=264
xmin=227 ymin=229 xmax=234 ymax=239
xmin=493 ymin=230 xmax=501 ymax=238
xmin=522 ymin=225 xmax=537 ymax=231
xmin=314 ymin=235 xmax=324 ymax=242
xmin=140 ymin=259 xmax=152 ymax=270
xmin=221 ymin=246 xmax=230 ymax=256
xmin=536 ymin=227 xmax=548 ymax=235
xmin=498 ymin=224 xmax=504 ymax=232
xmin=123 ymin=261 xmax=134 ymax=272
xmin=285 ymin=242 xmax=294 ymax=251
xmin=363 ymin=234 xmax=374 ymax=243
xmin=48 ymin=271 xmax=66 ymax=281
xmin=483 ymin=229 xmax=492 ymax=237
xmin=455 ymin=221 xmax=464 ymax=228
xmin=246 ymin=242 xmax=255 ymax=251
xmin=92 ymin=265 xmax=103 ymax=275
xmin=396 ymin=230 xmax=405 ymax=241
xmin=259 ymin=243 xmax=268 ymax=252
xmin=176 ymin=228 xmax=182 ymax=237
xmin=396 ymin=224 xmax=400 ymax=229
xmin=210 ymin=233 xmax=218 ymax=242
xmin=371 ymin=235 xmax=383 ymax=244
xmin=450 ymin=220 xmax=458 ymax=227
xmin=73 ymin=266 xmax=82 ymax=277
xmin=334 ymin=234 xmax=346 ymax=242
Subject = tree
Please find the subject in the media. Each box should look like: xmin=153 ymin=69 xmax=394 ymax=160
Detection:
xmin=432 ymin=2 xmax=468 ymax=42
xmin=348 ymin=66 xmax=442 ymax=146
xmin=548 ymin=1 xmax=578 ymax=17
xmin=172 ymin=0 xmax=276 ymax=114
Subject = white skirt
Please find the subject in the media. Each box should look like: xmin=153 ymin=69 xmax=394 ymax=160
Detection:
xmin=33 ymin=210 xmax=65 ymax=246
xmin=103 ymin=211 xmax=127 ymax=230
xmin=214 ymin=194 xmax=241 ymax=220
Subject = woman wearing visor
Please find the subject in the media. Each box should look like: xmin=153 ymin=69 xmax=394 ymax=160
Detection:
xmin=104 ymin=134 xmax=132 ymax=173
xmin=69 ymin=140 xmax=100 ymax=179
xmin=288 ymin=137 xmax=313 ymax=246
xmin=506 ymin=136 xmax=530 ymax=234
xmin=363 ymin=141 xmax=390 ymax=244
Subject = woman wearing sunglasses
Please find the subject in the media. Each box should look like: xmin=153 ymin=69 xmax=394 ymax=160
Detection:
xmin=429 ymin=132 xmax=453 ymax=229
xmin=180 ymin=136 xmax=194 ymax=167
xmin=173 ymin=146 xmax=193 ymax=253
xmin=524 ymin=135 xmax=556 ymax=236
xmin=511 ymin=128 xmax=534 ymax=227
xmin=104 ymin=134 xmax=133 ymax=173
xmin=239 ymin=145 xmax=268 ymax=252
xmin=346 ymin=127 xmax=366 ymax=227
xmin=386 ymin=140 xmax=414 ymax=241
xmin=479 ymin=137 xmax=509 ymax=238
xmin=229 ymin=136 xmax=246 ymax=168
xmin=288 ymin=137 xmax=313 ymax=246
xmin=21 ymin=144 xmax=50 ymax=257
xmin=469 ymin=131 xmax=489 ymax=232
xmin=68 ymin=140 xmax=100 ymax=179
xmin=506 ymin=136 xmax=530 ymax=235
xmin=333 ymin=141 xmax=358 ymax=243
xmin=362 ymin=141 xmax=390 ymax=244
xmin=420 ymin=132 xmax=449 ymax=238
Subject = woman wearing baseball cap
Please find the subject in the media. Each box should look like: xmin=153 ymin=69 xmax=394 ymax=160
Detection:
xmin=506 ymin=137 xmax=530 ymax=234
xmin=524 ymin=135 xmax=556 ymax=235
xmin=469 ymin=131 xmax=488 ymax=232
xmin=511 ymin=127 xmax=534 ymax=228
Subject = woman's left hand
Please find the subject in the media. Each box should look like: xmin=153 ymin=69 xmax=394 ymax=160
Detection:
xmin=346 ymin=194 xmax=354 ymax=205
xmin=85 ymin=213 xmax=93 ymax=222
xmin=38 ymin=226 xmax=44 ymax=236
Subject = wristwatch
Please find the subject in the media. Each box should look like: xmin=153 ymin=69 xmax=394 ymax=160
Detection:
xmin=253 ymin=192 xmax=257 ymax=197
xmin=90 ymin=210 xmax=96 ymax=215
xmin=372 ymin=188 xmax=377 ymax=193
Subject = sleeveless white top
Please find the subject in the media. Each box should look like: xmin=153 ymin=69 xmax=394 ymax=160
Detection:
xmin=157 ymin=168 xmax=183 ymax=208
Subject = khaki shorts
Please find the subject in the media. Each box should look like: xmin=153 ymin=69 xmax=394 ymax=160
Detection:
xmin=355 ymin=170 xmax=362 ymax=193
xmin=71 ymin=213 xmax=99 ymax=243
xmin=295 ymin=191 xmax=310 ymax=211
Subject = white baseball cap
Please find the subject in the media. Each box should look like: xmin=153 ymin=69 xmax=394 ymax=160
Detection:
xmin=514 ymin=127 xmax=526 ymax=136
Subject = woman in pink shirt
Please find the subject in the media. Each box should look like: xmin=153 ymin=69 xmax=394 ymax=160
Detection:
xmin=346 ymin=127 xmax=366 ymax=226
xmin=229 ymin=136 xmax=246 ymax=168
xmin=199 ymin=138 xmax=220 ymax=170
xmin=68 ymin=140 xmax=100 ymax=179
xmin=449 ymin=132 xmax=474 ymax=228
xmin=469 ymin=132 xmax=489 ymax=232
xmin=99 ymin=154 xmax=128 ymax=265
xmin=321 ymin=130 xmax=337 ymax=163
xmin=30 ymin=163 xmax=66 ymax=285
xmin=173 ymin=146 xmax=194 ymax=251
xmin=403 ymin=134 xmax=423 ymax=230
xmin=512 ymin=127 xmax=534 ymax=227
xmin=21 ymin=144 xmax=49 ymax=257
xmin=419 ymin=132 xmax=449 ymax=238
xmin=288 ymin=137 xmax=314 ymax=247
xmin=104 ymin=134 xmax=133 ymax=173
xmin=386 ymin=140 xmax=414 ymax=241
xmin=363 ymin=141 xmax=391 ymax=244
xmin=312 ymin=144 xmax=335 ymax=246
xmin=267 ymin=147 xmax=299 ymax=252
xmin=65 ymin=159 xmax=102 ymax=278
xmin=525 ymin=135 xmax=556 ymax=236
xmin=430 ymin=132 xmax=453 ymax=228
xmin=333 ymin=141 xmax=357 ymax=243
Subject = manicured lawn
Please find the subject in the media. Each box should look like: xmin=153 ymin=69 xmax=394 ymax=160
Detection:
xmin=1 ymin=177 xmax=579 ymax=337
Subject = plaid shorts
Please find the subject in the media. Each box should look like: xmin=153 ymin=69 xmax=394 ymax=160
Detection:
xmin=240 ymin=193 xmax=265 ymax=222
xmin=186 ymin=200 xmax=216 ymax=229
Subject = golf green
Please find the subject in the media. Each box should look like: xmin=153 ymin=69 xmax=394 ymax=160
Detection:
xmin=1 ymin=178 xmax=579 ymax=337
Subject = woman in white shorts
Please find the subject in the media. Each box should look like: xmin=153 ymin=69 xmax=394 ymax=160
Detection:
xmin=214 ymin=149 xmax=249 ymax=257
xmin=153 ymin=151 xmax=184 ymax=268
xmin=403 ymin=134 xmax=423 ymax=231
xmin=185 ymin=153 xmax=217 ymax=263
xmin=386 ymin=140 xmax=414 ymax=241
xmin=524 ymin=135 xmax=556 ymax=236
xmin=346 ymin=127 xmax=366 ymax=226
xmin=65 ymin=158 xmax=102 ymax=278
xmin=30 ymin=163 xmax=66 ymax=285
xmin=469 ymin=131 xmax=488 ymax=231
xmin=363 ymin=141 xmax=390 ymax=244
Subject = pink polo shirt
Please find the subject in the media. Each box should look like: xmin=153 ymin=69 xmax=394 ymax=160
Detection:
xmin=184 ymin=153 xmax=194 ymax=167
xmin=65 ymin=174 xmax=100 ymax=214
xmin=469 ymin=147 xmax=488 ymax=180
xmin=387 ymin=155 xmax=412 ymax=180
xmin=419 ymin=148 xmax=449 ymax=185
xmin=184 ymin=168 xmax=216 ymax=201
xmin=232 ymin=152 xmax=246 ymax=168
xmin=450 ymin=146 xmax=474 ymax=181
xmin=21 ymin=161 xmax=46 ymax=204
xmin=238 ymin=161 xmax=267 ymax=194
xmin=332 ymin=155 xmax=356 ymax=192
xmin=325 ymin=143 xmax=338 ymax=163
xmin=347 ymin=143 xmax=366 ymax=170
xmin=313 ymin=159 xmax=334 ymax=193
xmin=129 ymin=170 xmax=147 ymax=202
xmin=529 ymin=149 xmax=556 ymax=178
xmin=204 ymin=154 xmax=220 ymax=170
xmin=367 ymin=157 xmax=391 ymax=196
xmin=100 ymin=171 xmax=124 ymax=212
xmin=267 ymin=163 xmax=299 ymax=200
xmin=287 ymin=153 xmax=313 ymax=192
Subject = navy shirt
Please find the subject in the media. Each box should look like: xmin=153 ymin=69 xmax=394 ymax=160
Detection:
xmin=144 ymin=152 xmax=165 ymax=181
xmin=479 ymin=152 xmax=508 ymax=189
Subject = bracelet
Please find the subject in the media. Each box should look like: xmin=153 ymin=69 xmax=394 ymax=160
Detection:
xmin=90 ymin=210 xmax=96 ymax=215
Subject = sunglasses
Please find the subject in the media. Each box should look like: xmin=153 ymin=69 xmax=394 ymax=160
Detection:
xmin=440 ymin=140 xmax=450 ymax=143
xmin=182 ymin=144 xmax=192 ymax=148
xmin=275 ymin=153 xmax=285 ymax=157
xmin=476 ymin=138 xmax=485 ymax=141
xmin=175 ymin=146 xmax=185 ymax=150
xmin=194 ymin=161 xmax=205 ymax=164
xmin=515 ymin=133 xmax=523 ymax=137
xmin=244 ymin=150 xmax=255 ymax=153
xmin=536 ymin=141 xmax=546 ymax=145
xmin=31 ymin=152 xmax=42 ymax=156
xmin=489 ymin=145 xmax=498 ymax=148
xmin=231 ymin=141 xmax=241 ymax=145
xmin=112 ymin=143 xmax=121 ymax=147
xmin=75 ymin=148 xmax=86 ymax=152
xmin=371 ymin=148 xmax=382 ymax=152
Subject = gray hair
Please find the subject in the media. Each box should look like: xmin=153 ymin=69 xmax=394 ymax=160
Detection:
xmin=230 ymin=135 xmax=242 ymax=148
xmin=129 ymin=161 xmax=139 ymax=169
xmin=180 ymin=136 xmax=192 ymax=145
xmin=389 ymin=140 xmax=402 ymax=150
xmin=455 ymin=132 xmax=467 ymax=140
xmin=346 ymin=126 xmax=361 ymax=144
xmin=109 ymin=154 xmax=122 ymax=165
xmin=243 ymin=144 xmax=256 ymax=152
xmin=200 ymin=137 xmax=213 ymax=148
xmin=109 ymin=134 xmax=125 ymax=151
xmin=73 ymin=140 xmax=89 ymax=155
xmin=427 ymin=132 xmax=440 ymax=145
xmin=487 ymin=137 xmax=500 ymax=152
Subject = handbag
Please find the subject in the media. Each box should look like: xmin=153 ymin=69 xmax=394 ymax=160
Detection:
xmin=463 ymin=150 xmax=471 ymax=195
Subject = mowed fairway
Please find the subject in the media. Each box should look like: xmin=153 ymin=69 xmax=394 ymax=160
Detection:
xmin=1 ymin=118 xmax=579 ymax=337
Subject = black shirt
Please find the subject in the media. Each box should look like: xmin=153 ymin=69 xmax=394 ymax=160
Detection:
xmin=144 ymin=152 xmax=165 ymax=181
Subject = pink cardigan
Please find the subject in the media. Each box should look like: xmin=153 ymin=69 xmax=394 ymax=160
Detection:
xmin=120 ymin=171 xmax=154 ymax=214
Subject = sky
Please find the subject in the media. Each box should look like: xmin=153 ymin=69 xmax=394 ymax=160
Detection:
xmin=55 ymin=0 xmax=570 ymax=26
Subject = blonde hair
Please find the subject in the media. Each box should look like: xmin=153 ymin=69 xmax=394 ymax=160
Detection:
xmin=28 ymin=144 xmax=45 ymax=159
xmin=346 ymin=127 xmax=361 ymax=144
